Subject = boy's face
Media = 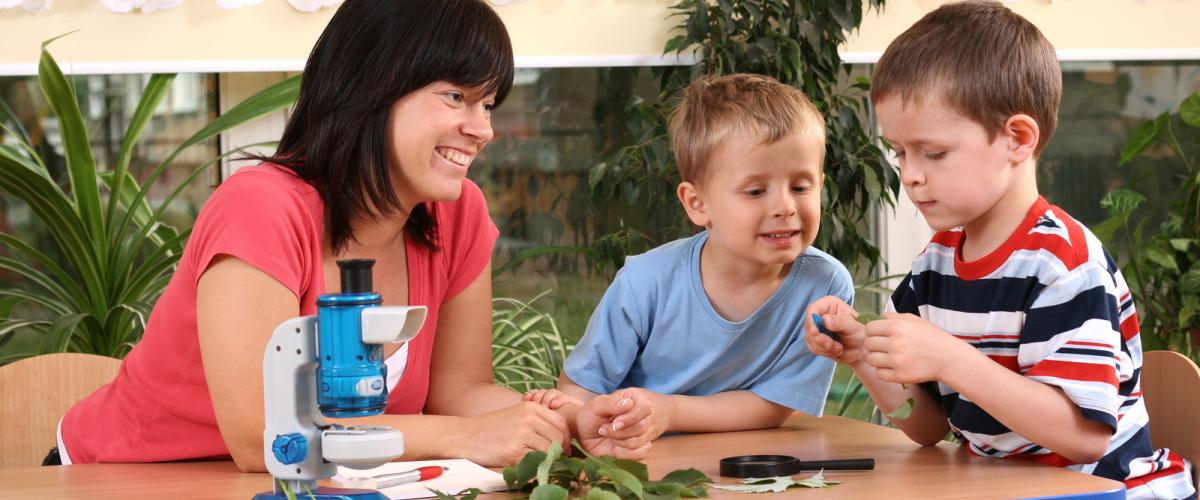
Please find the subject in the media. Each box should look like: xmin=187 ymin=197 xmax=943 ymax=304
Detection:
xmin=875 ymin=95 xmax=1022 ymax=233
xmin=680 ymin=130 xmax=823 ymax=269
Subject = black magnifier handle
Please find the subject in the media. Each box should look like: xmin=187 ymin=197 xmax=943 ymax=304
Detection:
xmin=796 ymin=458 xmax=875 ymax=470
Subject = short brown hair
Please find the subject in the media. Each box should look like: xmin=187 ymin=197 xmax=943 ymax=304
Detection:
xmin=669 ymin=73 xmax=825 ymax=184
xmin=871 ymin=0 xmax=1061 ymax=156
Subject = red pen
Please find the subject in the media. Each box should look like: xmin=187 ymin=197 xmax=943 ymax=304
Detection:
xmin=350 ymin=465 xmax=447 ymax=489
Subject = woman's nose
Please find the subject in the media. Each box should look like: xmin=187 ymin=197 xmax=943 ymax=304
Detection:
xmin=462 ymin=105 xmax=494 ymax=143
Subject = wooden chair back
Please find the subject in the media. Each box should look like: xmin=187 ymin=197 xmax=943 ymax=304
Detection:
xmin=0 ymin=353 xmax=121 ymax=468
xmin=1141 ymin=349 xmax=1200 ymax=485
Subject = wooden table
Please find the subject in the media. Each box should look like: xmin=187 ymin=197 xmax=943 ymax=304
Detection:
xmin=0 ymin=415 xmax=1123 ymax=499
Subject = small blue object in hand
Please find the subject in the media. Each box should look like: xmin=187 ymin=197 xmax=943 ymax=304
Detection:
xmin=811 ymin=313 xmax=841 ymax=342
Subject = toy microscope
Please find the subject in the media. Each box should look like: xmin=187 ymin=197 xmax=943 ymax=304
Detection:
xmin=254 ymin=259 xmax=426 ymax=500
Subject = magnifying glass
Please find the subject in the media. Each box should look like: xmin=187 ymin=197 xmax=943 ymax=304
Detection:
xmin=719 ymin=455 xmax=875 ymax=478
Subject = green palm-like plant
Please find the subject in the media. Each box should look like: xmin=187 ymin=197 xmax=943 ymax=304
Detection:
xmin=0 ymin=37 xmax=300 ymax=363
xmin=491 ymin=291 xmax=575 ymax=392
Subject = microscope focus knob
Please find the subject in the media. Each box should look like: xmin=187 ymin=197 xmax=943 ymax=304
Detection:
xmin=271 ymin=433 xmax=308 ymax=465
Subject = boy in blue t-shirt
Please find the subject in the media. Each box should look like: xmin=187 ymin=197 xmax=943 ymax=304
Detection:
xmin=528 ymin=73 xmax=852 ymax=456
xmin=806 ymin=2 xmax=1194 ymax=498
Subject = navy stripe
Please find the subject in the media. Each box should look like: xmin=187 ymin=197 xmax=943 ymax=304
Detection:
xmin=947 ymin=399 xmax=1014 ymax=436
xmin=1055 ymin=347 xmax=1114 ymax=358
xmin=1079 ymin=407 xmax=1118 ymax=433
xmin=1022 ymin=286 xmax=1120 ymax=344
xmin=1093 ymin=425 xmax=1153 ymax=481
xmin=911 ymin=271 xmax=1046 ymax=314
xmin=1119 ymin=367 xmax=1140 ymax=397
xmin=890 ymin=274 xmax=920 ymax=315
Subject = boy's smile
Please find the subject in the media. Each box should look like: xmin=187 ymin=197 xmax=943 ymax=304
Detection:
xmin=679 ymin=130 xmax=824 ymax=273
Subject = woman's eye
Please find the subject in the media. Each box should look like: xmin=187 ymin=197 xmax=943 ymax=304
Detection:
xmin=925 ymin=151 xmax=946 ymax=161
xmin=745 ymin=189 xmax=765 ymax=197
xmin=792 ymin=186 xmax=812 ymax=194
xmin=442 ymin=91 xmax=464 ymax=103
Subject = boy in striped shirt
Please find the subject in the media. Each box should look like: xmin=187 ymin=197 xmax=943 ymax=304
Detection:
xmin=805 ymin=2 xmax=1195 ymax=498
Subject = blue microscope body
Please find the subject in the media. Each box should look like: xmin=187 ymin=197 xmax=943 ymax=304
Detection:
xmin=255 ymin=259 xmax=425 ymax=499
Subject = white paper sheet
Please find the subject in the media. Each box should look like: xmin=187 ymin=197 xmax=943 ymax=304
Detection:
xmin=334 ymin=458 xmax=507 ymax=499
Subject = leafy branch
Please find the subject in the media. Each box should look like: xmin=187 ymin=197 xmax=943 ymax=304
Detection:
xmin=500 ymin=441 xmax=711 ymax=500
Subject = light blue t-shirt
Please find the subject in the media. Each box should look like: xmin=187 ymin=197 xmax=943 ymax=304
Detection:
xmin=563 ymin=231 xmax=853 ymax=415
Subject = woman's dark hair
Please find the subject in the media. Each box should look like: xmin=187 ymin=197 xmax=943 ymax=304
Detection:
xmin=248 ymin=0 xmax=514 ymax=252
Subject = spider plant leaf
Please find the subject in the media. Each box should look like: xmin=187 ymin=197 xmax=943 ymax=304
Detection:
xmin=38 ymin=39 xmax=104 ymax=247
xmin=38 ymin=313 xmax=89 ymax=355
xmin=117 ymin=75 xmax=299 ymax=239
xmin=106 ymin=74 xmax=176 ymax=235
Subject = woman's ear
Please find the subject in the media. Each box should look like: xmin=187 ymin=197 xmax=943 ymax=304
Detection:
xmin=676 ymin=182 xmax=709 ymax=227
xmin=1003 ymin=113 xmax=1040 ymax=165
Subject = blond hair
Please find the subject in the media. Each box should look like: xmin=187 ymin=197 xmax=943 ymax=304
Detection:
xmin=669 ymin=73 xmax=825 ymax=184
xmin=871 ymin=0 xmax=1061 ymax=156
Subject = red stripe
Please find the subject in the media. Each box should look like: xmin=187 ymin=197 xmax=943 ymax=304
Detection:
xmin=1123 ymin=461 xmax=1190 ymax=488
xmin=989 ymin=354 xmax=1020 ymax=372
xmin=1066 ymin=341 xmax=1115 ymax=349
xmin=1026 ymin=360 xmax=1119 ymax=387
xmin=1119 ymin=314 xmax=1140 ymax=341
xmin=1010 ymin=451 xmax=1076 ymax=468
xmin=1049 ymin=205 xmax=1090 ymax=270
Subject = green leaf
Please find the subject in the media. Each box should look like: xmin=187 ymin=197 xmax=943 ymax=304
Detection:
xmin=1178 ymin=305 xmax=1195 ymax=328
xmin=1181 ymin=92 xmax=1200 ymax=128
xmin=597 ymin=466 xmax=645 ymax=499
xmin=39 ymin=313 xmax=88 ymax=355
xmin=538 ymin=441 xmax=564 ymax=486
xmin=1120 ymin=113 xmax=1168 ymax=166
xmin=1170 ymin=239 xmax=1194 ymax=252
xmin=39 ymin=37 xmax=104 ymax=247
xmin=660 ymin=468 xmax=711 ymax=487
xmin=1145 ymin=246 xmax=1180 ymax=273
xmin=427 ymin=488 xmax=480 ymax=500
xmin=612 ymin=458 xmax=650 ymax=482
xmin=887 ymin=398 xmax=915 ymax=420
xmin=530 ymin=484 xmax=569 ymax=500
xmin=504 ymin=450 xmax=546 ymax=490
xmin=1180 ymin=270 xmax=1200 ymax=295
xmin=586 ymin=488 xmax=623 ymax=500
xmin=1099 ymin=188 xmax=1145 ymax=219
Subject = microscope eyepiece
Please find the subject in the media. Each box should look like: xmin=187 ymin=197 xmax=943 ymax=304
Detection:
xmin=337 ymin=259 xmax=375 ymax=294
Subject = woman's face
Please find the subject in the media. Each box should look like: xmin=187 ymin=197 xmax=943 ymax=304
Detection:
xmin=386 ymin=81 xmax=496 ymax=205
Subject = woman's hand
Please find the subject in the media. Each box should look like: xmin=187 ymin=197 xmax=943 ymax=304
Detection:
xmin=455 ymin=401 xmax=572 ymax=466
xmin=805 ymin=296 xmax=868 ymax=366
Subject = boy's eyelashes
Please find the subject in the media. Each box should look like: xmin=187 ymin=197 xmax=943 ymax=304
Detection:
xmin=892 ymin=150 xmax=947 ymax=161
xmin=740 ymin=185 xmax=814 ymax=196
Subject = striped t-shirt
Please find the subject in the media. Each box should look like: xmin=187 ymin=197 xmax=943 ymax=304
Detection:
xmin=889 ymin=197 xmax=1194 ymax=499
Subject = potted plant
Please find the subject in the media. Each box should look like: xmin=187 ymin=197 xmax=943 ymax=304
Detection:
xmin=1094 ymin=91 xmax=1200 ymax=360
xmin=0 ymin=37 xmax=299 ymax=363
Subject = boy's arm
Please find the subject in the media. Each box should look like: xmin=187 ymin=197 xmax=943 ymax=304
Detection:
xmin=807 ymin=295 xmax=949 ymax=445
xmin=847 ymin=359 xmax=949 ymax=445
xmin=557 ymin=372 xmax=600 ymax=402
xmin=648 ymin=391 xmax=793 ymax=434
xmin=865 ymin=313 xmax=1112 ymax=464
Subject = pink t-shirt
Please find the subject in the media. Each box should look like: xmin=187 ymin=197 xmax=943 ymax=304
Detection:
xmin=61 ymin=164 xmax=498 ymax=463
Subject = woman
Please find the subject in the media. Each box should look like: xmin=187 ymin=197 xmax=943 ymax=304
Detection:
xmin=58 ymin=0 xmax=643 ymax=472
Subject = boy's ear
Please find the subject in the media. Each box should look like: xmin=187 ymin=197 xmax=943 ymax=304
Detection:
xmin=676 ymin=182 xmax=709 ymax=227
xmin=1003 ymin=113 xmax=1039 ymax=165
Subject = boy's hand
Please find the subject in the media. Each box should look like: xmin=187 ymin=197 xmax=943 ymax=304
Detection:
xmin=525 ymin=388 xmax=584 ymax=410
xmin=864 ymin=312 xmax=970 ymax=384
xmin=575 ymin=388 xmax=657 ymax=459
xmin=805 ymin=296 xmax=868 ymax=365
